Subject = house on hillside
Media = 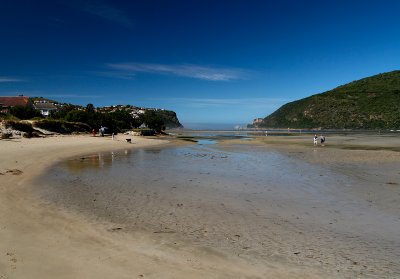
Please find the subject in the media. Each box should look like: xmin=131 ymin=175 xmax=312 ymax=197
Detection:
xmin=0 ymin=96 xmax=32 ymax=113
xmin=131 ymin=107 xmax=146 ymax=118
xmin=33 ymin=102 xmax=58 ymax=116
xmin=252 ymin=118 xmax=264 ymax=126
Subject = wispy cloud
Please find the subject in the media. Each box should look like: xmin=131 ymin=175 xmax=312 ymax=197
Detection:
xmin=0 ymin=77 xmax=25 ymax=82
xmin=80 ymin=2 xmax=133 ymax=27
xmin=105 ymin=63 xmax=250 ymax=81
xmin=93 ymin=71 xmax=136 ymax=80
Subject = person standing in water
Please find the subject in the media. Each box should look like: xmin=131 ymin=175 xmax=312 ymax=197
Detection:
xmin=313 ymin=134 xmax=318 ymax=146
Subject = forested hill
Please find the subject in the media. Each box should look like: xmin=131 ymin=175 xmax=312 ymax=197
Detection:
xmin=258 ymin=70 xmax=400 ymax=129
xmin=1 ymin=97 xmax=183 ymax=133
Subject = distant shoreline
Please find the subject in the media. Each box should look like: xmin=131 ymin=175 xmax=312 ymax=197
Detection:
xmin=171 ymin=127 xmax=400 ymax=134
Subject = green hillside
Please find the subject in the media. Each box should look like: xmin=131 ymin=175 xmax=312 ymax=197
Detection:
xmin=260 ymin=70 xmax=400 ymax=129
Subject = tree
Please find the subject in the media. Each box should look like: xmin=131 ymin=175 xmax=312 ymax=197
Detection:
xmin=131 ymin=114 xmax=144 ymax=128
xmin=110 ymin=109 xmax=134 ymax=130
xmin=9 ymin=106 xmax=42 ymax=120
xmin=143 ymin=110 xmax=165 ymax=132
xmin=86 ymin=103 xmax=95 ymax=113
xmin=65 ymin=110 xmax=89 ymax=123
xmin=50 ymin=104 xmax=77 ymax=119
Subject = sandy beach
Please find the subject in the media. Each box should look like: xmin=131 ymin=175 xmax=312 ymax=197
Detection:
xmin=1 ymin=133 xmax=399 ymax=278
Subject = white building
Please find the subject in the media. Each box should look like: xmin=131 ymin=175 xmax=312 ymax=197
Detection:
xmin=33 ymin=102 xmax=58 ymax=116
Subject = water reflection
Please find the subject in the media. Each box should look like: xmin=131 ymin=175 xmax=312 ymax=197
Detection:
xmin=62 ymin=149 xmax=133 ymax=173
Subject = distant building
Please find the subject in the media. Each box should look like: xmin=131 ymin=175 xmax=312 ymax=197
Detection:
xmin=96 ymin=104 xmax=148 ymax=119
xmin=130 ymin=107 xmax=146 ymax=118
xmin=0 ymin=96 xmax=32 ymax=113
xmin=252 ymin=118 xmax=264 ymax=126
xmin=33 ymin=102 xmax=58 ymax=116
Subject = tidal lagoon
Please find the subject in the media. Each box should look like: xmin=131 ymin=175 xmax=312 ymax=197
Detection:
xmin=33 ymin=133 xmax=400 ymax=278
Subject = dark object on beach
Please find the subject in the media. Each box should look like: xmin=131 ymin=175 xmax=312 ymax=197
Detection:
xmin=6 ymin=169 xmax=23 ymax=175
xmin=100 ymin=126 xmax=114 ymax=136
xmin=126 ymin=138 xmax=132 ymax=143
xmin=140 ymin=129 xmax=156 ymax=136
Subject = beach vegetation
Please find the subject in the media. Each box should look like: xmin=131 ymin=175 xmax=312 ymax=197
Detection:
xmin=0 ymin=113 xmax=18 ymax=121
xmin=64 ymin=110 xmax=90 ymax=124
xmin=143 ymin=110 xmax=166 ymax=132
xmin=4 ymin=120 xmax=34 ymax=137
xmin=2 ymin=100 xmax=182 ymax=134
xmin=34 ymin=119 xmax=91 ymax=134
xmin=131 ymin=114 xmax=145 ymax=129
xmin=86 ymin=103 xmax=95 ymax=113
xmin=9 ymin=105 xmax=42 ymax=120
xmin=111 ymin=109 xmax=140 ymax=130
xmin=47 ymin=102 xmax=182 ymax=132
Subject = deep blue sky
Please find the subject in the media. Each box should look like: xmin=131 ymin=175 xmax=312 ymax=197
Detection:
xmin=1 ymin=0 xmax=400 ymax=128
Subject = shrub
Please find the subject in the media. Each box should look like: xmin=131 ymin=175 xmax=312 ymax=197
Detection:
xmin=4 ymin=120 xmax=34 ymax=133
xmin=0 ymin=113 xmax=18 ymax=121
xmin=143 ymin=110 xmax=165 ymax=132
xmin=34 ymin=120 xmax=91 ymax=134
xmin=4 ymin=120 xmax=34 ymax=137
xmin=9 ymin=106 xmax=42 ymax=120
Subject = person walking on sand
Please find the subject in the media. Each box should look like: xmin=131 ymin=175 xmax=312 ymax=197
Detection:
xmin=320 ymin=135 xmax=326 ymax=146
xmin=313 ymin=134 xmax=318 ymax=146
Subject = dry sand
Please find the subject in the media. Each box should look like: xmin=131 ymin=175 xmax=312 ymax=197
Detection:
xmin=0 ymin=133 xmax=399 ymax=278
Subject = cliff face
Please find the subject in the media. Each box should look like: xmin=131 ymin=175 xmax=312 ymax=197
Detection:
xmin=151 ymin=109 xmax=183 ymax=129
xmin=259 ymin=71 xmax=400 ymax=129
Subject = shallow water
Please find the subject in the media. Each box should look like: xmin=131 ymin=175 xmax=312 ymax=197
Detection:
xmin=34 ymin=140 xmax=400 ymax=278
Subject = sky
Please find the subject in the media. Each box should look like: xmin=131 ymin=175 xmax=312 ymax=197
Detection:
xmin=2 ymin=0 xmax=400 ymax=129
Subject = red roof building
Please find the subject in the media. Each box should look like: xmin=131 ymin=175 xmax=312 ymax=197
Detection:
xmin=0 ymin=96 xmax=32 ymax=113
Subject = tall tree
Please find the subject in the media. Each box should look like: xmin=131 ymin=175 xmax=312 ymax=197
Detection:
xmin=86 ymin=103 xmax=95 ymax=113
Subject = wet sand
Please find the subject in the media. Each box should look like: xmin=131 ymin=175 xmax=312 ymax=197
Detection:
xmin=1 ymin=133 xmax=400 ymax=278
